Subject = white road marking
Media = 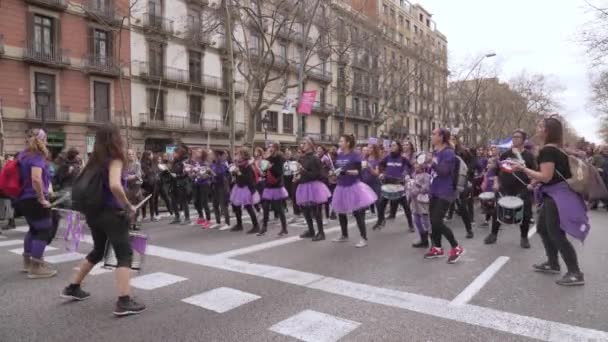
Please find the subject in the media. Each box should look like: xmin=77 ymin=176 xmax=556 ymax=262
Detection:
xmin=269 ymin=309 xmax=361 ymax=342
xmin=0 ymin=240 xmax=25 ymax=247
xmin=182 ymin=287 xmax=261 ymax=313
xmin=9 ymin=246 xmax=58 ymax=255
xmin=73 ymin=264 xmax=113 ymax=276
xmin=14 ymin=226 xmax=28 ymax=233
xmin=143 ymin=245 xmax=608 ymax=341
xmin=0 ymin=235 xmax=6 ymax=239
xmin=45 ymin=252 xmax=85 ymax=264
xmin=131 ymin=272 xmax=188 ymax=290
xmin=450 ymin=256 xmax=510 ymax=306
xmin=528 ymin=224 xmax=537 ymax=238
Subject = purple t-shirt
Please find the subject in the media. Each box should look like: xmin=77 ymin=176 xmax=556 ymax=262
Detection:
xmin=335 ymin=152 xmax=361 ymax=186
xmin=430 ymin=147 xmax=457 ymax=201
xmin=361 ymin=158 xmax=380 ymax=185
xmin=381 ymin=154 xmax=412 ymax=182
xmin=102 ymin=166 xmax=127 ymax=209
xmin=18 ymin=150 xmax=50 ymax=201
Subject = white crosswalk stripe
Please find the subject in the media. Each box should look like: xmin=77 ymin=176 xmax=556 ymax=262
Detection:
xmin=45 ymin=252 xmax=84 ymax=264
xmin=269 ymin=310 xmax=361 ymax=342
xmin=0 ymin=240 xmax=24 ymax=247
xmin=182 ymin=287 xmax=261 ymax=313
xmin=131 ymin=272 xmax=188 ymax=290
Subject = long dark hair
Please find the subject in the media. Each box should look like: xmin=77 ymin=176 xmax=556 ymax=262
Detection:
xmin=87 ymin=124 xmax=126 ymax=169
xmin=341 ymin=134 xmax=356 ymax=149
xmin=543 ymin=117 xmax=563 ymax=146
xmin=141 ymin=150 xmax=153 ymax=173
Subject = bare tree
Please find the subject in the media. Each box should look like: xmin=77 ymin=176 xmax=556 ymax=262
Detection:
xmin=582 ymin=0 xmax=608 ymax=67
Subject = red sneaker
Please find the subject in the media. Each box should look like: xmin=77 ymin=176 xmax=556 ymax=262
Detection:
xmin=424 ymin=247 xmax=444 ymax=259
xmin=447 ymin=246 xmax=465 ymax=264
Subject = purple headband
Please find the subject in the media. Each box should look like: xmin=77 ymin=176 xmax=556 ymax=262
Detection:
xmin=36 ymin=129 xmax=47 ymax=140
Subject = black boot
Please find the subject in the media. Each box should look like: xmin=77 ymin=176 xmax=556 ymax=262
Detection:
xmin=312 ymin=231 xmax=325 ymax=241
xmin=412 ymin=233 xmax=429 ymax=248
xmin=300 ymin=230 xmax=315 ymax=238
xmin=230 ymin=224 xmax=243 ymax=232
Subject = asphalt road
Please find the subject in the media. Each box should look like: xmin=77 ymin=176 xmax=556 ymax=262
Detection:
xmin=1 ymin=205 xmax=608 ymax=342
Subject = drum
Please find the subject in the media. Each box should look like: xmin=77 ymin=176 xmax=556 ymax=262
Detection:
xmin=381 ymin=184 xmax=405 ymax=200
xmin=497 ymin=196 xmax=524 ymax=225
xmin=478 ymin=192 xmax=495 ymax=215
xmin=288 ymin=161 xmax=301 ymax=174
xmin=103 ymin=231 xmax=148 ymax=271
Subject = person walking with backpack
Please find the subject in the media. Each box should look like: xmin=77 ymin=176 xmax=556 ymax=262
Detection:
xmin=509 ymin=117 xmax=587 ymax=286
xmin=12 ymin=129 xmax=56 ymax=278
xmin=425 ymin=128 xmax=465 ymax=263
xmin=61 ymin=124 xmax=146 ymax=315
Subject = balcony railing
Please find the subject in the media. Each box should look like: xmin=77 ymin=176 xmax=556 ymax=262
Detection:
xmin=23 ymin=0 xmax=67 ymax=11
xmin=249 ymin=48 xmax=289 ymax=69
xmin=82 ymin=54 xmax=120 ymax=77
xmin=186 ymin=0 xmax=208 ymax=5
xmin=307 ymin=66 xmax=332 ymax=83
xmin=185 ymin=23 xmax=211 ymax=46
xmin=83 ymin=0 xmax=121 ymax=25
xmin=25 ymin=104 xmax=70 ymax=122
xmin=312 ymin=101 xmax=333 ymax=115
xmin=23 ymin=44 xmax=70 ymax=67
xmin=135 ymin=61 xmax=244 ymax=94
xmin=86 ymin=108 xmax=127 ymax=125
xmin=304 ymin=133 xmax=337 ymax=144
xmin=139 ymin=113 xmax=245 ymax=133
xmin=0 ymin=34 xmax=4 ymax=55
xmin=141 ymin=13 xmax=174 ymax=35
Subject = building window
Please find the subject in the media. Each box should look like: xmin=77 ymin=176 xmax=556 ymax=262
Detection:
xmin=148 ymin=89 xmax=165 ymax=121
xmin=33 ymin=14 xmax=55 ymax=56
xmin=148 ymin=41 xmax=164 ymax=77
xmin=221 ymin=99 xmax=229 ymax=125
xmin=427 ymin=19 xmax=431 ymax=27
xmin=390 ymin=9 xmax=395 ymax=21
xmin=251 ymin=34 xmax=261 ymax=52
xmin=34 ymin=72 xmax=56 ymax=119
xmin=363 ymin=99 xmax=369 ymax=116
xmin=399 ymin=33 xmax=404 ymax=44
xmin=338 ymin=121 xmax=344 ymax=135
xmin=320 ymin=87 xmax=326 ymax=105
xmin=372 ymin=102 xmax=378 ymax=115
xmin=406 ymin=19 xmax=411 ymax=30
xmin=383 ymin=4 xmax=388 ymax=16
xmin=364 ymin=125 xmax=369 ymax=138
xmin=353 ymin=98 xmax=360 ymax=115
xmin=398 ymin=15 xmax=404 ymax=26
xmin=91 ymin=28 xmax=111 ymax=64
xmin=279 ymin=43 xmax=287 ymax=61
xmin=283 ymin=113 xmax=293 ymax=134
xmin=320 ymin=118 xmax=327 ymax=136
xmin=93 ymin=81 xmax=110 ymax=122
xmin=189 ymin=51 xmax=202 ymax=84
xmin=419 ymin=13 xmax=424 ymax=22
xmin=354 ymin=123 xmax=359 ymax=137
xmin=301 ymin=116 xmax=307 ymax=134
xmin=189 ymin=95 xmax=202 ymax=124
xmin=260 ymin=111 xmax=278 ymax=132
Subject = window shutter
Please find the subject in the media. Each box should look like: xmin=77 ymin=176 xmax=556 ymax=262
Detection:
xmin=54 ymin=17 xmax=61 ymax=54
xmin=87 ymin=27 xmax=94 ymax=59
xmin=26 ymin=12 xmax=34 ymax=50
xmin=107 ymin=30 xmax=114 ymax=59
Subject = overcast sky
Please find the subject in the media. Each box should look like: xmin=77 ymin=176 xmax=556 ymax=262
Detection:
xmin=420 ymin=0 xmax=600 ymax=142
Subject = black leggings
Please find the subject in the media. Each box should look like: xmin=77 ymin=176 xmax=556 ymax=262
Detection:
xmin=302 ymin=204 xmax=323 ymax=234
xmin=153 ymin=181 xmax=172 ymax=216
xmin=430 ymin=196 xmax=459 ymax=248
xmin=263 ymin=199 xmax=287 ymax=229
xmin=212 ymin=183 xmax=230 ymax=225
xmin=339 ymin=209 xmax=367 ymax=240
xmin=141 ymin=186 xmax=154 ymax=219
xmin=86 ymin=210 xmax=132 ymax=268
xmin=537 ymin=196 xmax=581 ymax=273
xmin=193 ymin=183 xmax=211 ymax=220
xmin=171 ymin=185 xmax=190 ymax=220
xmin=377 ymin=196 xmax=413 ymax=228
xmin=233 ymin=204 xmax=258 ymax=228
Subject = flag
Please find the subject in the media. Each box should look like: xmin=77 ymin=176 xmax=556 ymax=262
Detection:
xmin=297 ymin=90 xmax=317 ymax=116
xmin=282 ymin=96 xmax=294 ymax=114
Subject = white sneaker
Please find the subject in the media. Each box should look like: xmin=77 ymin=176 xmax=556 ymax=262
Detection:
xmin=287 ymin=217 xmax=298 ymax=224
xmin=332 ymin=236 xmax=349 ymax=243
xmin=219 ymin=224 xmax=232 ymax=231
xmin=209 ymin=223 xmax=221 ymax=229
xmin=355 ymin=239 xmax=368 ymax=248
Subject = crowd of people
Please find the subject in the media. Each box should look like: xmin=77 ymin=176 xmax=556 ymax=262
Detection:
xmin=0 ymin=115 xmax=597 ymax=317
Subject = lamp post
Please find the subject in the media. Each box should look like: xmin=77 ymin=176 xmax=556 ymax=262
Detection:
xmin=34 ymin=80 xmax=50 ymax=131
xmin=261 ymin=113 xmax=271 ymax=147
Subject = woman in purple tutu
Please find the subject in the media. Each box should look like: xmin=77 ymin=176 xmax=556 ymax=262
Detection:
xmin=296 ymin=137 xmax=331 ymax=241
xmin=229 ymin=148 xmax=260 ymax=233
xmin=331 ymin=134 xmax=378 ymax=248
xmin=260 ymin=142 xmax=289 ymax=236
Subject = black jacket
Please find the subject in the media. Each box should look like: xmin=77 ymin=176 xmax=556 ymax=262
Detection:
xmin=235 ymin=163 xmax=256 ymax=193
xmin=298 ymin=151 xmax=322 ymax=183
xmin=265 ymin=155 xmax=285 ymax=188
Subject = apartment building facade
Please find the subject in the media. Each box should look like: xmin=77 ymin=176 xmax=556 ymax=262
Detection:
xmin=0 ymin=0 xmax=131 ymax=156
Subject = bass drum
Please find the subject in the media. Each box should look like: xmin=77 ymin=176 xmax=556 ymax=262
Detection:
xmin=497 ymin=196 xmax=524 ymax=225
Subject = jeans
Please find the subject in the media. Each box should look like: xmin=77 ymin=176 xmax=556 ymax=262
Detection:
xmin=537 ymin=196 xmax=581 ymax=273
xmin=429 ymin=196 xmax=459 ymax=248
xmin=171 ymin=184 xmax=190 ymax=220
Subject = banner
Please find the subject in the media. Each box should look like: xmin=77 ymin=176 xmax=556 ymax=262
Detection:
xmin=297 ymin=90 xmax=317 ymax=116
xmin=368 ymin=137 xmax=378 ymax=145
xmin=282 ymin=96 xmax=294 ymax=114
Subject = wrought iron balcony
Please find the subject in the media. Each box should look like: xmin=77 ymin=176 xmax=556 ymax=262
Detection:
xmin=23 ymin=0 xmax=67 ymax=11
xmin=82 ymin=54 xmax=120 ymax=77
xmin=23 ymin=44 xmax=70 ymax=67
xmin=185 ymin=0 xmax=208 ymax=5
xmin=307 ymin=66 xmax=332 ymax=83
xmin=141 ymin=13 xmax=174 ymax=35
xmin=139 ymin=113 xmax=245 ymax=133
xmin=311 ymin=101 xmax=333 ymax=115
xmin=304 ymin=133 xmax=336 ymax=144
xmin=25 ymin=104 xmax=70 ymax=123
xmin=249 ymin=48 xmax=290 ymax=69
xmin=185 ymin=23 xmax=211 ymax=46
xmin=86 ymin=108 xmax=127 ymax=125
xmin=83 ymin=0 xmax=122 ymax=26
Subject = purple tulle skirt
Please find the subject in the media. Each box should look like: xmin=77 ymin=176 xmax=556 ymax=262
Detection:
xmin=262 ymin=187 xmax=289 ymax=200
xmin=296 ymin=181 xmax=331 ymax=206
xmin=230 ymin=186 xmax=261 ymax=207
xmin=331 ymin=181 xmax=378 ymax=214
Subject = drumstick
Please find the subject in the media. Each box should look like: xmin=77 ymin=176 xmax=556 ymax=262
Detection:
xmin=134 ymin=194 xmax=153 ymax=211
xmin=51 ymin=193 xmax=71 ymax=207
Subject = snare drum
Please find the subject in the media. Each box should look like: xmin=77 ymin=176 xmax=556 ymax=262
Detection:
xmin=497 ymin=196 xmax=524 ymax=225
xmin=478 ymin=192 xmax=496 ymax=215
xmin=103 ymin=231 xmax=148 ymax=271
xmin=381 ymin=184 xmax=405 ymax=200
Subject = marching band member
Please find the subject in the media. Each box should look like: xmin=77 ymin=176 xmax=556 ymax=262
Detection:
xmin=426 ymin=128 xmax=465 ymax=263
xmin=169 ymin=145 xmax=191 ymax=225
xmin=361 ymin=145 xmax=382 ymax=215
xmin=484 ymin=129 xmax=536 ymax=248
xmin=210 ymin=151 xmax=230 ymax=229
xmin=374 ymin=141 xmax=414 ymax=231
xmin=229 ymin=148 xmax=261 ymax=233
xmin=295 ymin=137 xmax=331 ymax=241
xmin=260 ymin=142 xmax=289 ymax=236
xmin=331 ymin=135 xmax=378 ymax=248
xmin=125 ymin=149 xmax=143 ymax=230
xmin=190 ymin=148 xmax=213 ymax=228
xmin=408 ymin=160 xmax=431 ymax=248
xmin=510 ymin=117 xmax=587 ymax=286
xmin=62 ymin=124 xmax=145 ymax=316
xmin=140 ymin=151 xmax=159 ymax=222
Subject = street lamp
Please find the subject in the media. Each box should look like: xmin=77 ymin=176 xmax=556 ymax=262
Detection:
xmin=261 ymin=113 xmax=271 ymax=146
xmin=34 ymin=80 xmax=50 ymax=131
